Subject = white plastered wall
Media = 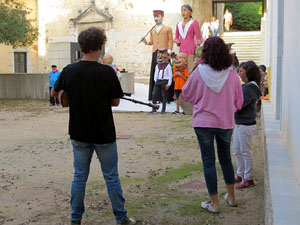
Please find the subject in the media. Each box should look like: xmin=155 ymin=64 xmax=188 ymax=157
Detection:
xmin=264 ymin=0 xmax=300 ymax=182
xmin=268 ymin=0 xmax=278 ymax=113
xmin=280 ymin=0 xmax=300 ymax=182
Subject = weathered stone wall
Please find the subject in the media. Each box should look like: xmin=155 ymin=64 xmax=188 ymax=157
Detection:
xmin=0 ymin=44 xmax=14 ymax=73
xmin=36 ymin=0 xmax=183 ymax=76
xmin=183 ymin=0 xmax=213 ymax=28
xmin=0 ymin=73 xmax=49 ymax=99
xmin=0 ymin=0 xmax=214 ymax=77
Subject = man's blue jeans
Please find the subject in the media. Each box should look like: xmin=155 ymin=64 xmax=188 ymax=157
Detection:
xmin=194 ymin=127 xmax=235 ymax=195
xmin=70 ymin=140 xmax=127 ymax=223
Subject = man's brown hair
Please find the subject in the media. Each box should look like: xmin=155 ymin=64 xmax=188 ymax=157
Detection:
xmin=78 ymin=27 xmax=107 ymax=54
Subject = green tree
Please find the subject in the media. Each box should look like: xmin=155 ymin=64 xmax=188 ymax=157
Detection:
xmin=225 ymin=2 xmax=262 ymax=31
xmin=0 ymin=0 xmax=38 ymax=48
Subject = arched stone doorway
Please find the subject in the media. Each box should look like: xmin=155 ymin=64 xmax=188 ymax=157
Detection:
xmin=69 ymin=0 xmax=113 ymax=62
xmin=48 ymin=0 xmax=113 ymax=69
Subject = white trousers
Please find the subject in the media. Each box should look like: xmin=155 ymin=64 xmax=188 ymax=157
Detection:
xmin=233 ymin=125 xmax=258 ymax=180
xmin=203 ymin=31 xmax=209 ymax=40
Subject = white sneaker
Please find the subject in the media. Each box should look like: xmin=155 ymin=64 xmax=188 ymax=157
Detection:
xmin=119 ymin=217 xmax=136 ymax=225
xmin=201 ymin=200 xmax=219 ymax=213
xmin=224 ymin=193 xmax=237 ymax=207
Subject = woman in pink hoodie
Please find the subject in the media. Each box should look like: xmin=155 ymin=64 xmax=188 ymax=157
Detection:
xmin=182 ymin=37 xmax=243 ymax=213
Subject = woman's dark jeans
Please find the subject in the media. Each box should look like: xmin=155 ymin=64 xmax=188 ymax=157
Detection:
xmin=194 ymin=127 xmax=235 ymax=195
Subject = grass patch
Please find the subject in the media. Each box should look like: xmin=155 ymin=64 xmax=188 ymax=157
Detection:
xmin=179 ymin=198 xmax=204 ymax=216
xmin=134 ymin=136 xmax=151 ymax=143
xmin=125 ymin=198 xmax=151 ymax=215
xmin=86 ymin=179 xmax=103 ymax=188
xmin=157 ymin=195 xmax=188 ymax=204
xmin=180 ymin=199 xmax=220 ymax=224
xmin=125 ymin=194 xmax=188 ymax=216
xmin=168 ymin=139 xmax=198 ymax=148
xmin=202 ymin=216 xmax=219 ymax=225
xmin=151 ymin=163 xmax=203 ymax=185
xmin=170 ymin=156 xmax=180 ymax=161
xmin=120 ymin=177 xmax=145 ymax=184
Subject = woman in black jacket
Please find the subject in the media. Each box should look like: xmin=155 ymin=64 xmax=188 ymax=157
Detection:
xmin=233 ymin=61 xmax=262 ymax=189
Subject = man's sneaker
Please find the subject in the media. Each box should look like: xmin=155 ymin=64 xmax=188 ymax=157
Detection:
xmin=224 ymin=193 xmax=237 ymax=207
xmin=161 ymin=110 xmax=166 ymax=114
xmin=148 ymin=109 xmax=157 ymax=114
xmin=70 ymin=220 xmax=81 ymax=225
xmin=235 ymin=175 xmax=243 ymax=183
xmin=236 ymin=179 xmax=255 ymax=189
xmin=182 ymin=111 xmax=185 ymax=115
xmin=172 ymin=111 xmax=179 ymax=114
xmin=119 ymin=217 xmax=136 ymax=225
xmin=200 ymin=200 xmax=219 ymax=213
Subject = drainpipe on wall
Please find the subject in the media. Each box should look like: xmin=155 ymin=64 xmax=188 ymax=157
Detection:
xmin=276 ymin=0 xmax=284 ymax=122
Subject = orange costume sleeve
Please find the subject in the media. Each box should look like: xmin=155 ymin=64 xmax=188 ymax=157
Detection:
xmin=173 ymin=64 xmax=176 ymax=78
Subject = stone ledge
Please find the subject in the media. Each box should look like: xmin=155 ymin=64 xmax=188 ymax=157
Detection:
xmin=262 ymin=101 xmax=300 ymax=225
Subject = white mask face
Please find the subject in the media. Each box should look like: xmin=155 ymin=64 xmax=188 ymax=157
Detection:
xmin=154 ymin=14 xmax=163 ymax=25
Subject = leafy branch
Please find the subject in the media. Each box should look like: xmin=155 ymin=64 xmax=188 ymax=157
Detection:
xmin=0 ymin=0 xmax=38 ymax=48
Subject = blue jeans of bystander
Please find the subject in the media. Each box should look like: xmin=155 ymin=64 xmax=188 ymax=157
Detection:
xmin=194 ymin=127 xmax=235 ymax=195
xmin=70 ymin=140 xmax=127 ymax=224
xmin=211 ymin=28 xmax=218 ymax=36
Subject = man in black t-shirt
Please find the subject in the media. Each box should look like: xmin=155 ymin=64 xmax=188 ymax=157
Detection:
xmin=51 ymin=27 xmax=135 ymax=225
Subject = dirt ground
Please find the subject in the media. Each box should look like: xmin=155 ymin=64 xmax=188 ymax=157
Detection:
xmin=0 ymin=100 xmax=264 ymax=225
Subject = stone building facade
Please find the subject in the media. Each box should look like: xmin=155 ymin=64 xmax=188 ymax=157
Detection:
xmin=0 ymin=0 xmax=212 ymax=76
xmin=0 ymin=0 xmax=39 ymax=73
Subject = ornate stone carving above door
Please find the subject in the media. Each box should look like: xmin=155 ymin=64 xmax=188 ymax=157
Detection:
xmin=69 ymin=0 xmax=113 ymax=32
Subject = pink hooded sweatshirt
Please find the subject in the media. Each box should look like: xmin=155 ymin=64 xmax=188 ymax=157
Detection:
xmin=181 ymin=64 xmax=243 ymax=129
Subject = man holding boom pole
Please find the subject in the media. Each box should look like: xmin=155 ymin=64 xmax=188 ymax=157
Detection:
xmin=51 ymin=27 xmax=135 ymax=225
xmin=140 ymin=10 xmax=173 ymax=101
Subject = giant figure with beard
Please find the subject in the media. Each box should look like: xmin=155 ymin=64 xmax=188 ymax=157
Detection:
xmin=141 ymin=10 xmax=173 ymax=101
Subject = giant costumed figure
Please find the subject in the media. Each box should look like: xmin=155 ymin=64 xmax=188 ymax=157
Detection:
xmin=150 ymin=48 xmax=173 ymax=114
xmin=172 ymin=53 xmax=189 ymax=114
xmin=140 ymin=10 xmax=173 ymax=101
xmin=174 ymin=4 xmax=202 ymax=73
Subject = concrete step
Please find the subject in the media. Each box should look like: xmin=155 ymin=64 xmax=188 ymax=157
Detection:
xmin=222 ymin=37 xmax=261 ymax=39
xmin=223 ymin=39 xmax=261 ymax=43
xmin=222 ymin=31 xmax=261 ymax=36
xmin=224 ymin=41 xmax=261 ymax=44
xmin=225 ymin=38 xmax=261 ymax=41
xmin=221 ymin=31 xmax=262 ymax=64
xmin=224 ymin=40 xmax=261 ymax=43
xmin=231 ymin=48 xmax=261 ymax=51
xmin=235 ymin=53 xmax=261 ymax=57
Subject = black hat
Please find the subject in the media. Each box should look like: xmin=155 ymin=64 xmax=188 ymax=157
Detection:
xmin=51 ymin=65 xmax=57 ymax=68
